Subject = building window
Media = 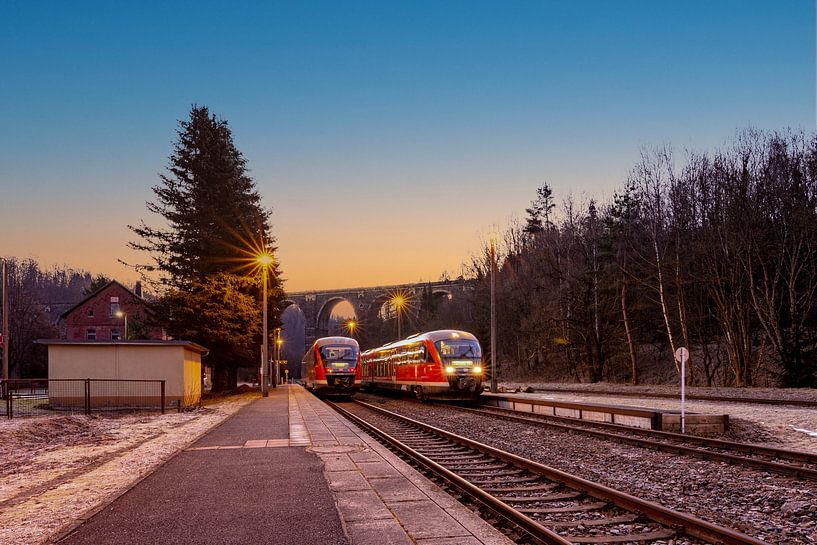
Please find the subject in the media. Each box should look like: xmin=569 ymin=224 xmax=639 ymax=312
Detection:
xmin=86 ymin=329 xmax=97 ymax=341
xmin=87 ymin=309 xmax=94 ymax=318
xmin=110 ymin=303 xmax=120 ymax=317
xmin=111 ymin=329 xmax=121 ymax=341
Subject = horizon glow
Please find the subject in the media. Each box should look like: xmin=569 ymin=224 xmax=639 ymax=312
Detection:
xmin=1 ymin=1 xmax=813 ymax=291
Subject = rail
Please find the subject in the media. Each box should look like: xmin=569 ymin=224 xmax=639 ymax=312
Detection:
xmin=330 ymin=399 xmax=770 ymax=545
xmin=452 ymin=403 xmax=817 ymax=481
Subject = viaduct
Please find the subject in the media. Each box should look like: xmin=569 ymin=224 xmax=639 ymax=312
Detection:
xmin=283 ymin=278 xmax=472 ymax=350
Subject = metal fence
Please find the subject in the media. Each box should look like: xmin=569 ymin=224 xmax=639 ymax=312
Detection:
xmin=1 ymin=379 xmax=168 ymax=418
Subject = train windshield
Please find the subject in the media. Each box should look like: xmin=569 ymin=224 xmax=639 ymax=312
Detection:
xmin=434 ymin=339 xmax=482 ymax=361
xmin=320 ymin=345 xmax=358 ymax=372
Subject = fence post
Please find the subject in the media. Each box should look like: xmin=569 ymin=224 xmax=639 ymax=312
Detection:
xmin=84 ymin=379 xmax=91 ymax=416
xmin=5 ymin=382 xmax=11 ymax=419
xmin=160 ymin=380 xmax=165 ymax=414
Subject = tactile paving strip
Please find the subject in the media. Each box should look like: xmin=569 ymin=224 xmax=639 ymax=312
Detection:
xmin=186 ymin=438 xmax=301 ymax=451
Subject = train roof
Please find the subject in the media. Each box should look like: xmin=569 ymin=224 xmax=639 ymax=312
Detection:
xmin=311 ymin=336 xmax=359 ymax=348
xmin=361 ymin=330 xmax=478 ymax=354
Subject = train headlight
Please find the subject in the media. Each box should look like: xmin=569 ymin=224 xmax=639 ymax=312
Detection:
xmin=445 ymin=366 xmax=455 ymax=374
xmin=473 ymin=366 xmax=482 ymax=374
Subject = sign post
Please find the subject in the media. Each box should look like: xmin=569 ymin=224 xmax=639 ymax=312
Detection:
xmin=674 ymin=346 xmax=689 ymax=433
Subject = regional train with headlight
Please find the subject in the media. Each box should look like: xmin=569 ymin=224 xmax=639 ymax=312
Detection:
xmin=360 ymin=330 xmax=484 ymax=400
xmin=302 ymin=336 xmax=362 ymax=397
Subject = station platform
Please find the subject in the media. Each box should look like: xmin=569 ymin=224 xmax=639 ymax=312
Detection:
xmin=482 ymin=391 xmax=729 ymax=433
xmin=56 ymin=385 xmax=512 ymax=545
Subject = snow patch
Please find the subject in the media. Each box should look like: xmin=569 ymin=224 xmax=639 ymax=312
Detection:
xmin=792 ymin=427 xmax=817 ymax=438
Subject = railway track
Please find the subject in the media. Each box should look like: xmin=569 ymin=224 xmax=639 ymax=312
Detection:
xmin=529 ymin=388 xmax=817 ymax=408
xmin=330 ymin=399 xmax=770 ymax=545
xmin=442 ymin=403 xmax=817 ymax=482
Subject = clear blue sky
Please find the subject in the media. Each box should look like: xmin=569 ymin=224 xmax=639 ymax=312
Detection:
xmin=1 ymin=1 xmax=814 ymax=290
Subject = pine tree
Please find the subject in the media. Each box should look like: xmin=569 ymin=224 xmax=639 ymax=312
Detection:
xmin=128 ymin=106 xmax=284 ymax=390
xmin=82 ymin=274 xmax=111 ymax=296
xmin=524 ymin=183 xmax=555 ymax=235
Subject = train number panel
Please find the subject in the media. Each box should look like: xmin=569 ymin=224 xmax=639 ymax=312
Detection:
xmin=302 ymin=336 xmax=362 ymax=398
xmin=361 ymin=330 xmax=484 ymax=401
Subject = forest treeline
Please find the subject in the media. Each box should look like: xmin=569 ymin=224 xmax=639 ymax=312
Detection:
xmin=465 ymin=129 xmax=817 ymax=388
xmin=0 ymin=259 xmax=104 ymax=377
xmin=6 ymin=126 xmax=817 ymax=389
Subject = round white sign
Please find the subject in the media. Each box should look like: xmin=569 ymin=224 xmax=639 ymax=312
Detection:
xmin=674 ymin=346 xmax=689 ymax=362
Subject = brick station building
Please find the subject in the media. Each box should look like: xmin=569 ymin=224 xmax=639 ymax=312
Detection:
xmin=60 ymin=280 xmax=165 ymax=341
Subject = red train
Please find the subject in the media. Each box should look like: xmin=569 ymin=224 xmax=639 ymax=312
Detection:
xmin=301 ymin=336 xmax=362 ymax=397
xmin=360 ymin=330 xmax=484 ymax=400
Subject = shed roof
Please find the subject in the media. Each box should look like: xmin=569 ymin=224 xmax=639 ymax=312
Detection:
xmin=36 ymin=339 xmax=209 ymax=355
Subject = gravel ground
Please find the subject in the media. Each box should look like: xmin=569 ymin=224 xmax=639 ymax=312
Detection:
xmin=357 ymin=393 xmax=817 ymax=545
xmin=0 ymin=392 xmax=259 ymax=545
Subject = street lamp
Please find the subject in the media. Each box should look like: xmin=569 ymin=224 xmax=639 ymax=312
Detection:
xmin=115 ymin=310 xmax=128 ymax=340
xmin=392 ymin=295 xmax=406 ymax=339
xmin=256 ymin=252 xmax=274 ymax=396
xmin=346 ymin=319 xmax=357 ymax=336
xmin=275 ymin=330 xmax=283 ymax=386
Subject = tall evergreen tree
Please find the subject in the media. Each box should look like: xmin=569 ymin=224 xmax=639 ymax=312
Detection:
xmin=524 ymin=183 xmax=555 ymax=235
xmin=128 ymin=106 xmax=284 ymax=390
xmin=83 ymin=274 xmax=111 ymax=296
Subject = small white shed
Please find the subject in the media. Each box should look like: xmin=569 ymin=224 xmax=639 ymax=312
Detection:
xmin=38 ymin=340 xmax=209 ymax=408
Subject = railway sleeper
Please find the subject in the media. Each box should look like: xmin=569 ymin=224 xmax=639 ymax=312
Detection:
xmin=445 ymin=462 xmax=508 ymax=471
xmin=482 ymin=482 xmax=560 ymax=493
xmin=419 ymin=446 xmax=472 ymax=453
xmin=467 ymin=474 xmax=540 ymax=485
xmin=517 ymin=501 xmax=608 ymax=514
xmin=403 ymin=440 xmax=452 ymax=447
xmin=544 ymin=514 xmax=639 ymax=528
xmin=457 ymin=468 xmax=525 ymax=477
xmin=562 ymin=528 xmax=676 ymax=544
xmin=496 ymin=491 xmax=581 ymax=502
xmin=428 ymin=453 xmax=487 ymax=461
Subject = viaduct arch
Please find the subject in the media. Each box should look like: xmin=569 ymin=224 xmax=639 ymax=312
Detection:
xmin=282 ymin=279 xmax=473 ymax=353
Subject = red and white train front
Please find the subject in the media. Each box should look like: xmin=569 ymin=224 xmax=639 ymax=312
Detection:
xmin=301 ymin=336 xmax=362 ymax=397
xmin=361 ymin=330 xmax=484 ymax=400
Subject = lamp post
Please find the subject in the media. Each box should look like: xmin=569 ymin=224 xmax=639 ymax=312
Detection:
xmin=392 ymin=295 xmax=405 ymax=340
xmin=115 ymin=310 xmax=128 ymax=340
xmin=256 ymin=252 xmax=274 ymax=397
xmin=490 ymin=236 xmax=497 ymax=393
xmin=275 ymin=330 xmax=283 ymax=386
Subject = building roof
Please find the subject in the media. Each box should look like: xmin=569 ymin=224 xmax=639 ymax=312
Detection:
xmin=58 ymin=280 xmax=145 ymax=321
xmin=35 ymin=339 xmax=209 ymax=355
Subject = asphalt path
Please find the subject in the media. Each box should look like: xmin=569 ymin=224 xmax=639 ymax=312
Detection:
xmin=58 ymin=390 xmax=349 ymax=545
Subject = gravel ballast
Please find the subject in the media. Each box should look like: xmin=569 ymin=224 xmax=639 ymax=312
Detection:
xmin=356 ymin=393 xmax=817 ymax=545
